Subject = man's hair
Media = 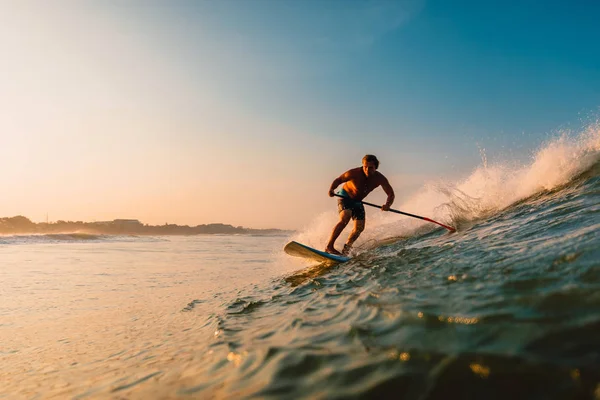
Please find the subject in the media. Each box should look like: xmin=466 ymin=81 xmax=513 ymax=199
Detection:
xmin=362 ymin=154 xmax=379 ymax=169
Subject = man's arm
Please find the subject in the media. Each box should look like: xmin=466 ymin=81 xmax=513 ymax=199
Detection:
xmin=380 ymin=175 xmax=395 ymax=211
xmin=328 ymin=170 xmax=352 ymax=197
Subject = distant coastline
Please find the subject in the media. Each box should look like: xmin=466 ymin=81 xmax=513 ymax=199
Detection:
xmin=0 ymin=216 xmax=293 ymax=236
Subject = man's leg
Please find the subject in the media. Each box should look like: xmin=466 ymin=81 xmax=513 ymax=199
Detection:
xmin=343 ymin=219 xmax=365 ymax=255
xmin=326 ymin=210 xmax=352 ymax=255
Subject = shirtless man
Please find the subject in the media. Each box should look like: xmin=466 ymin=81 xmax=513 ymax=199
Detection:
xmin=326 ymin=154 xmax=395 ymax=256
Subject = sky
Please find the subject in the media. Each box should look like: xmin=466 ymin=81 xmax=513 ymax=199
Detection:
xmin=0 ymin=0 xmax=598 ymax=229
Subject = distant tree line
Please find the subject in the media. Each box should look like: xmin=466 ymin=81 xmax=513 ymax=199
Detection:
xmin=0 ymin=216 xmax=291 ymax=235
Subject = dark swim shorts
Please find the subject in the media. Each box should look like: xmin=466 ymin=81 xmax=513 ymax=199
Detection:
xmin=337 ymin=189 xmax=365 ymax=220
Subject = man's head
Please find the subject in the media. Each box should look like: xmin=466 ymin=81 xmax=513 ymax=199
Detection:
xmin=362 ymin=154 xmax=379 ymax=177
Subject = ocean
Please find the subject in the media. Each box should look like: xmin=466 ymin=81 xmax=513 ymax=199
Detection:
xmin=1 ymin=126 xmax=599 ymax=399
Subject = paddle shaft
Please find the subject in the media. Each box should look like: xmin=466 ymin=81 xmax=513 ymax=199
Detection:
xmin=334 ymin=193 xmax=456 ymax=232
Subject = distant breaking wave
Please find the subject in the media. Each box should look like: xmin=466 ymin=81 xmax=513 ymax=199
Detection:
xmin=43 ymin=233 xmax=105 ymax=241
xmin=0 ymin=233 xmax=160 ymax=245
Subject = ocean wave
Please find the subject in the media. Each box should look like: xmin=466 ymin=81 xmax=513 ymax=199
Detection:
xmin=441 ymin=122 xmax=600 ymax=228
xmin=184 ymin=162 xmax=600 ymax=399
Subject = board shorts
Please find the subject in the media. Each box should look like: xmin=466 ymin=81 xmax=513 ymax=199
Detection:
xmin=337 ymin=189 xmax=365 ymax=221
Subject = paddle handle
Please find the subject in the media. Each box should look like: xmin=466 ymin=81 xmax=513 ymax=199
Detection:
xmin=333 ymin=193 xmax=456 ymax=232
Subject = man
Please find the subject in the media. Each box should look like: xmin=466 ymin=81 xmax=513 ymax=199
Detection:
xmin=326 ymin=154 xmax=395 ymax=256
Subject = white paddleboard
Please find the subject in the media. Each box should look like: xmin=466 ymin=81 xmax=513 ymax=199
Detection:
xmin=284 ymin=241 xmax=351 ymax=264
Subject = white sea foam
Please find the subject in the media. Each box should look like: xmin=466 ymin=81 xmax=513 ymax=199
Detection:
xmin=443 ymin=121 xmax=600 ymax=224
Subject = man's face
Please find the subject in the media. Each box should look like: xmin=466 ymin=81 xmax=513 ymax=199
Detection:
xmin=363 ymin=161 xmax=377 ymax=177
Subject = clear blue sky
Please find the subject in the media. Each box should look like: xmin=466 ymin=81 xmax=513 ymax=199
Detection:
xmin=1 ymin=1 xmax=598 ymax=228
xmin=175 ymin=0 xmax=599 ymax=147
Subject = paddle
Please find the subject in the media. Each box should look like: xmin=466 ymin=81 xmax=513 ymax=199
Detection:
xmin=334 ymin=193 xmax=456 ymax=232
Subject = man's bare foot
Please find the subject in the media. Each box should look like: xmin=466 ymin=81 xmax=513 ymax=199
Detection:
xmin=325 ymin=247 xmax=342 ymax=256
xmin=342 ymin=244 xmax=352 ymax=256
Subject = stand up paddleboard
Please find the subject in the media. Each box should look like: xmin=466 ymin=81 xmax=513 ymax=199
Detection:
xmin=284 ymin=241 xmax=350 ymax=264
